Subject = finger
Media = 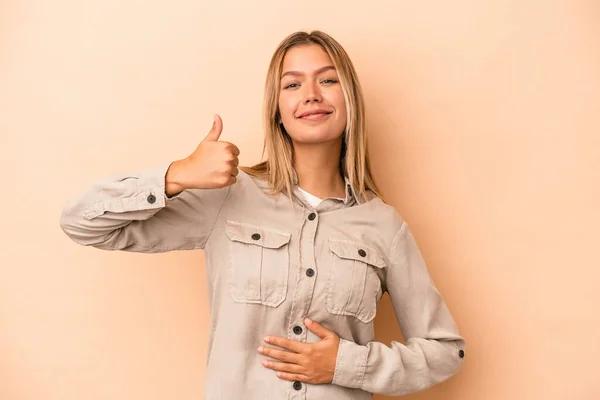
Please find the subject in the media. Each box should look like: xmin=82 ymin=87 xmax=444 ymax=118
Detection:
xmin=230 ymin=166 xmax=239 ymax=177
xmin=220 ymin=142 xmax=240 ymax=156
xmin=227 ymin=143 xmax=240 ymax=156
xmin=265 ymin=336 xmax=305 ymax=354
xmin=258 ymin=346 xmax=300 ymax=364
xmin=275 ymin=371 xmax=309 ymax=383
xmin=204 ymin=114 xmax=223 ymax=142
xmin=225 ymin=176 xmax=237 ymax=186
xmin=304 ymin=318 xmax=331 ymax=340
xmin=262 ymin=360 xmax=303 ymax=374
xmin=228 ymin=156 xmax=239 ymax=167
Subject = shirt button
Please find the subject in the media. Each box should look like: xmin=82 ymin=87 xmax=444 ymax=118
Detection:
xmin=459 ymin=350 xmax=465 ymax=358
xmin=358 ymin=249 xmax=367 ymax=257
xmin=251 ymin=233 xmax=261 ymax=240
xmin=293 ymin=381 xmax=302 ymax=390
xmin=147 ymin=194 xmax=156 ymax=204
xmin=308 ymin=212 xmax=316 ymax=221
xmin=293 ymin=325 xmax=303 ymax=335
xmin=306 ymin=268 xmax=315 ymax=277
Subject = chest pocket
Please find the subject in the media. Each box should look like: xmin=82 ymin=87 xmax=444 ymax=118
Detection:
xmin=225 ymin=220 xmax=291 ymax=307
xmin=326 ymin=239 xmax=386 ymax=323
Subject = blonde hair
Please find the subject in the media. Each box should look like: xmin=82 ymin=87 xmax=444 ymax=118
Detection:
xmin=240 ymin=30 xmax=381 ymax=202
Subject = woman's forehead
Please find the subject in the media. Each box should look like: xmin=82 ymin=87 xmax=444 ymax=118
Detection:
xmin=281 ymin=44 xmax=335 ymax=75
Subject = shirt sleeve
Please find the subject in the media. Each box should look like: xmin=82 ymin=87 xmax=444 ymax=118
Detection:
xmin=59 ymin=162 xmax=231 ymax=252
xmin=331 ymin=221 xmax=466 ymax=396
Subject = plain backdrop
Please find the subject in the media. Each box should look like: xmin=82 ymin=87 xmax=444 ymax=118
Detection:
xmin=1 ymin=1 xmax=599 ymax=399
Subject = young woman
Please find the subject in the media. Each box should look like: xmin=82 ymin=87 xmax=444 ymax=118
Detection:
xmin=60 ymin=30 xmax=466 ymax=399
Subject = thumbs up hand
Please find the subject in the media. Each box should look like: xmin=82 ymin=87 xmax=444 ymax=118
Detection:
xmin=165 ymin=114 xmax=240 ymax=196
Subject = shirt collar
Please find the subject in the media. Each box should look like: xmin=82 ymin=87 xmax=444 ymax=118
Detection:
xmin=291 ymin=167 xmax=361 ymax=206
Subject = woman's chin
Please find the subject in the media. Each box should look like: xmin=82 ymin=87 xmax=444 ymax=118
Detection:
xmin=289 ymin=130 xmax=343 ymax=146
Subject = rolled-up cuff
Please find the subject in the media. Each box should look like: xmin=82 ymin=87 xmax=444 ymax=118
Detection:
xmin=331 ymin=338 xmax=369 ymax=389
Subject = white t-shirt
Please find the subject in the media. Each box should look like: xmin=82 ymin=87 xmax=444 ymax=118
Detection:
xmin=297 ymin=187 xmax=323 ymax=207
xmin=297 ymin=187 xmax=347 ymax=207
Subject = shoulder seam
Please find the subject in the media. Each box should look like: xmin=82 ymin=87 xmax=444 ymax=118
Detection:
xmin=201 ymin=185 xmax=233 ymax=249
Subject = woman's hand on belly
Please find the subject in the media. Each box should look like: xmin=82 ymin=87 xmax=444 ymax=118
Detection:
xmin=257 ymin=318 xmax=340 ymax=385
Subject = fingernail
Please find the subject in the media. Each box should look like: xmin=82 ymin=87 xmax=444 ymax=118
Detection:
xmin=305 ymin=318 xmax=312 ymax=325
xmin=264 ymin=336 xmax=270 ymax=343
xmin=257 ymin=346 xmax=263 ymax=353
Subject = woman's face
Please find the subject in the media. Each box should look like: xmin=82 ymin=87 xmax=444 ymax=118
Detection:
xmin=278 ymin=44 xmax=347 ymax=145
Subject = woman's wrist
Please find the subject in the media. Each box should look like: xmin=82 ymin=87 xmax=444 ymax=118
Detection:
xmin=165 ymin=159 xmax=187 ymax=197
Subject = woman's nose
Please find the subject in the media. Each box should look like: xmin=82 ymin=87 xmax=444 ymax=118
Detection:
xmin=302 ymin=82 xmax=323 ymax=103
xmin=304 ymin=94 xmax=322 ymax=103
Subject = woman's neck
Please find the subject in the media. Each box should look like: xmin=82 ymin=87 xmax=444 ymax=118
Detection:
xmin=293 ymin=140 xmax=346 ymax=200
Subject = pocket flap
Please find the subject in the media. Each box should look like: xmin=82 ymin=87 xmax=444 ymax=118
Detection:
xmin=329 ymin=239 xmax=386 ymax=269
xmin=225 ymin=220 xmax=291 ymax=249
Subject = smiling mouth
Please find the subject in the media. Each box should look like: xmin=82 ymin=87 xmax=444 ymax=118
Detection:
xmin=298 ymin=111 xmax=332 ymax=120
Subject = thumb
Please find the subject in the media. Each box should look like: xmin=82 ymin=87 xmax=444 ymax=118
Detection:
xmin=305 ymin=318 xmax=331 ymax=340
xmin=203 ymin=114 xmax=223 ymax=142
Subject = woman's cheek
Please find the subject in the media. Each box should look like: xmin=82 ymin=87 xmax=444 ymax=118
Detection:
xmin=280 ymin=99 xmax=297 ymax=123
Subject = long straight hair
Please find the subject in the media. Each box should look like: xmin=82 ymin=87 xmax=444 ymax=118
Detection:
xmin=240 ymin=30 xmax=381 ymax=201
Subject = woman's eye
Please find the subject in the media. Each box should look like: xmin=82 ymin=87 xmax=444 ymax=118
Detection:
xmin=282 ymin=79 xmax=337 ymax=89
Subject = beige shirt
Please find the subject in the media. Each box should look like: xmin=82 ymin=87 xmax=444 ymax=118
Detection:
xmin=59 ymin=162 xmax=466 ymax=399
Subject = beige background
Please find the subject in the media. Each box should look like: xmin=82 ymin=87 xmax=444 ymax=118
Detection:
xmin=2 ymin=1 xmax=600 ymax=399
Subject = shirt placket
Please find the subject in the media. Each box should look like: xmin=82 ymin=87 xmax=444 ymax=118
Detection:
xmin=286 ymin=204 xmax=320 ymax=399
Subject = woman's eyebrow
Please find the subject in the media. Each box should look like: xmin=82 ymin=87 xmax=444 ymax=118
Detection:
xmin=281 ymin=65 xmax=336 ymax=79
